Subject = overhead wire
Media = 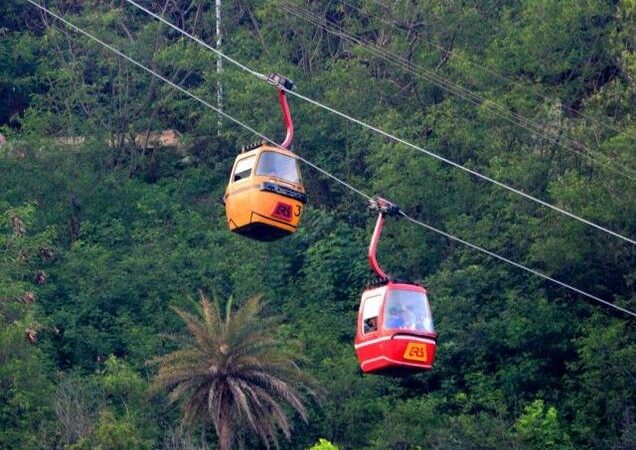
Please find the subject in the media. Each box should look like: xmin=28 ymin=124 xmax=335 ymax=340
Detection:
xmin=122 ymin=0 xmax=636 ymax=246
xmin=360 ymin=0 xmax=634 ymax=138
xmin=23 ymin=0 xmax=636 ymax=318
xmin=23 ymin=0 xmax=369 ymax=200
xmin=280 ymin=0 xmax=635 ymax=175
xmin=276 ymin=0 xmax=635 ymax=180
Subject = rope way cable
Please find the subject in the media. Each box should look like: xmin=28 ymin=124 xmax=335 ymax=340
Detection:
xmin=286 ymin=87 xmax=636 ymax=245
xmin=355 ymin=0 xmax=634 ymax=138
xmin=276 ymin=0 xmax=635 ymax=180
xmin=400 ymin=213 xmax=635 ymax=318
xmin=125 ymin=0 xmax=624 ymax=181
xmin=24 ymin=0 xmax=369 ymax=204
xmin=279 ymin=0 xmax=635 ymax=176
xmin=23 ymin=0 xmax=636 ymax=318
xmin=122 ymin=0 xmax=636 ymax=245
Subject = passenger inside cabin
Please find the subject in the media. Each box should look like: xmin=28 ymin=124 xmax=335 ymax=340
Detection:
xmin=364 ymin=316 xmax=378 ymax=333
xmin=403 ymin=305 xmax=417 ymax=329
xmin=384 ymin=290 xmax=435 ymax=332
xmin=385 ymin=307 xmax=405 ymax=329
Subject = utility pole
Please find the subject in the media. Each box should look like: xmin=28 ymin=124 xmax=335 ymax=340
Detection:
xmin=216 ymin=0 xmax=223 ymax=135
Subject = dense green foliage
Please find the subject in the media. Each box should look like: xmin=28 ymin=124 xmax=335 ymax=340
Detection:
xmin=0 ymin=0 xmax=634 ymax=448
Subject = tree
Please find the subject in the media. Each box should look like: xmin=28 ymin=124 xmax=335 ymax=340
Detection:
xmin=150 ymin=293 xmax=317 ymax=450
xmin=0 ymin=204 xmax=56 ymax=449
xmin=514 ymin=399 xmax=573 ymax=450
xmin=308 ymin=438 xmax=340 ymax=450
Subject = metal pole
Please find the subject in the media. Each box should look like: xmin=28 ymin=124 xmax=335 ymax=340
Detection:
xmin=216 ymin=0 xmax=222 ymax=134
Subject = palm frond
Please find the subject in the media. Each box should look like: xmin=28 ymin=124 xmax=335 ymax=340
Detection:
xmin=150 ymin=293 xmax=318 ymax=450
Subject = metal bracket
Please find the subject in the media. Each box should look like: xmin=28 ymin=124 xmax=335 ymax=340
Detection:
xmin=369 ymin=197 xmax=401 ymax=216
xmin=266 ymin=73 xmax=294 ymax=91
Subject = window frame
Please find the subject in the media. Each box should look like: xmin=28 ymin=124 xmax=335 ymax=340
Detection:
xmin=232 ymin=155 xmax=256 ymax=182
xmin=383 ymin=289 xmax=434 ymax=333
xmin=254 ymin=151 xmax=302 ymax=184
xmin=361 ymin=294 xmax=383 ymax=335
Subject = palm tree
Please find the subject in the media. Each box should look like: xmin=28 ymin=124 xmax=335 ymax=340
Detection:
xmin=150 ymin=293 xmax=317 ymax=450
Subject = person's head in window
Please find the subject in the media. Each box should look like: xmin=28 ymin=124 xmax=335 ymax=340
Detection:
xmin=364 ymin=317 xmax=378 ymax=333
xmin=404 ymin=305 xmax=417 ymax=329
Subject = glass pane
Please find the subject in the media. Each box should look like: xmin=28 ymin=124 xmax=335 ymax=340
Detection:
xmin=362 ymin=295 xmax=382 ymax=334
xmin=384 ymin=289 xmax=434 ymax=332
xmin=233 ymin=156 xmax=255 ymax=182
xmin=255 ymin=151 xmax=301 ymax=183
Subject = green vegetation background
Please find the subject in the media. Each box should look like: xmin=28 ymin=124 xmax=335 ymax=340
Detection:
xmin=0 ymin=0 xmax=634 ymax=448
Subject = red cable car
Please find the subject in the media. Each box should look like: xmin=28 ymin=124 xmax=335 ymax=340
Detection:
xmin=224 ymin=74 xmax=307 ymax=241
xmin=354 ymin=198 xmax=437 ymax=375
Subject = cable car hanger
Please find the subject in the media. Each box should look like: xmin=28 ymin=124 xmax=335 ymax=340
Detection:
xmin=266 ymin=73 xmax=295 ymax=149
xmin=368 ymin=197 xmax=402 ymax=282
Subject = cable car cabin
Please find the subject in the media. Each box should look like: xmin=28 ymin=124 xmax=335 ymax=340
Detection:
xmin=355 ymin=281 xmax=437 ymax=375
xmin=224 ymin=144 xmax=307 ymax=241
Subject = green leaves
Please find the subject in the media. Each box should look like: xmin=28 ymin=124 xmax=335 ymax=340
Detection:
xmin=0 ymin=1 xmax=634 ymax=449
xmin=515 ymin=400 xmax=573 ymax=450
xmin=151 ymin=293 xmax=317 ymax=450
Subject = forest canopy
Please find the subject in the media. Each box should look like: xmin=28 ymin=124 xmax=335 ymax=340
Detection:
xmin=0 ymin=0 xmax=634 ymax=449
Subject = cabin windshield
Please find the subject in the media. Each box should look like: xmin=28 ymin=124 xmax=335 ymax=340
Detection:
xmin=255 ymin=151 xmax=301 ymax=184
xmin=383 ymin=289 xmax=434 ymax=333
xmin=233 ymin=155 xmax=256 ymax=182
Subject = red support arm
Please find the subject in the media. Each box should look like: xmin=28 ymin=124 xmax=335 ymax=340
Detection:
xmin=278 ymin=88 xmax=294 ymax=149
xmin=368 ymin=211 xmax=389 ymax=280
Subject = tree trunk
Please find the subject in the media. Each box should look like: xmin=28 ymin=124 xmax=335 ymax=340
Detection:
xmin=218 ymin=416 xmax=232 ymax=450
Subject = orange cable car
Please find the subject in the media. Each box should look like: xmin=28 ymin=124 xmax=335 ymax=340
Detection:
xmin=224 ymin=74 xmax=307 ymax=241
xmin=354 ymin=198 xmax=437 ymax=375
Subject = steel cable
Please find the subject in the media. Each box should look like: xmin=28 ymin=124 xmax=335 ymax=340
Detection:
xmin=123 ymin=0 xmax=636 ymax=245
xmin=277 ymin=0 xmax=635 ymax=179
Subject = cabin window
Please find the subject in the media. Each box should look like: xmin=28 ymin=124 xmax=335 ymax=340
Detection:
xmin=362 ymin=295 xmax=382 ymax=334
xmin=384 ymin=289 xmax=434 ymax=332
xmin=233 ymin=156 xmax=256 ymax=182
xmin=255 ymin=151 xmax=301 ymax=184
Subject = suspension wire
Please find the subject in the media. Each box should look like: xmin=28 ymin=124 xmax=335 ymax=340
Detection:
xmin=276 ymin=0 xmax=635 ymax=179
xmin=23 ymin=0 xmax=636 ymax=318
xmin=28 ymin=0 xmax=370 ymax=200
xmin=286 ymin=86 xmax=636 ymax=245
xmin=400 ymin=213 xmax=635 ymax=318
xmin=123 ymin=0 xmax=636 ymax=245
xmin=353 ymin=0 xmax=633 ymax=138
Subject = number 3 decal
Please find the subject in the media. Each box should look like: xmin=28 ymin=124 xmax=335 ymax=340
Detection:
xmin=294 ymin=205 xmax=302 ymax=217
